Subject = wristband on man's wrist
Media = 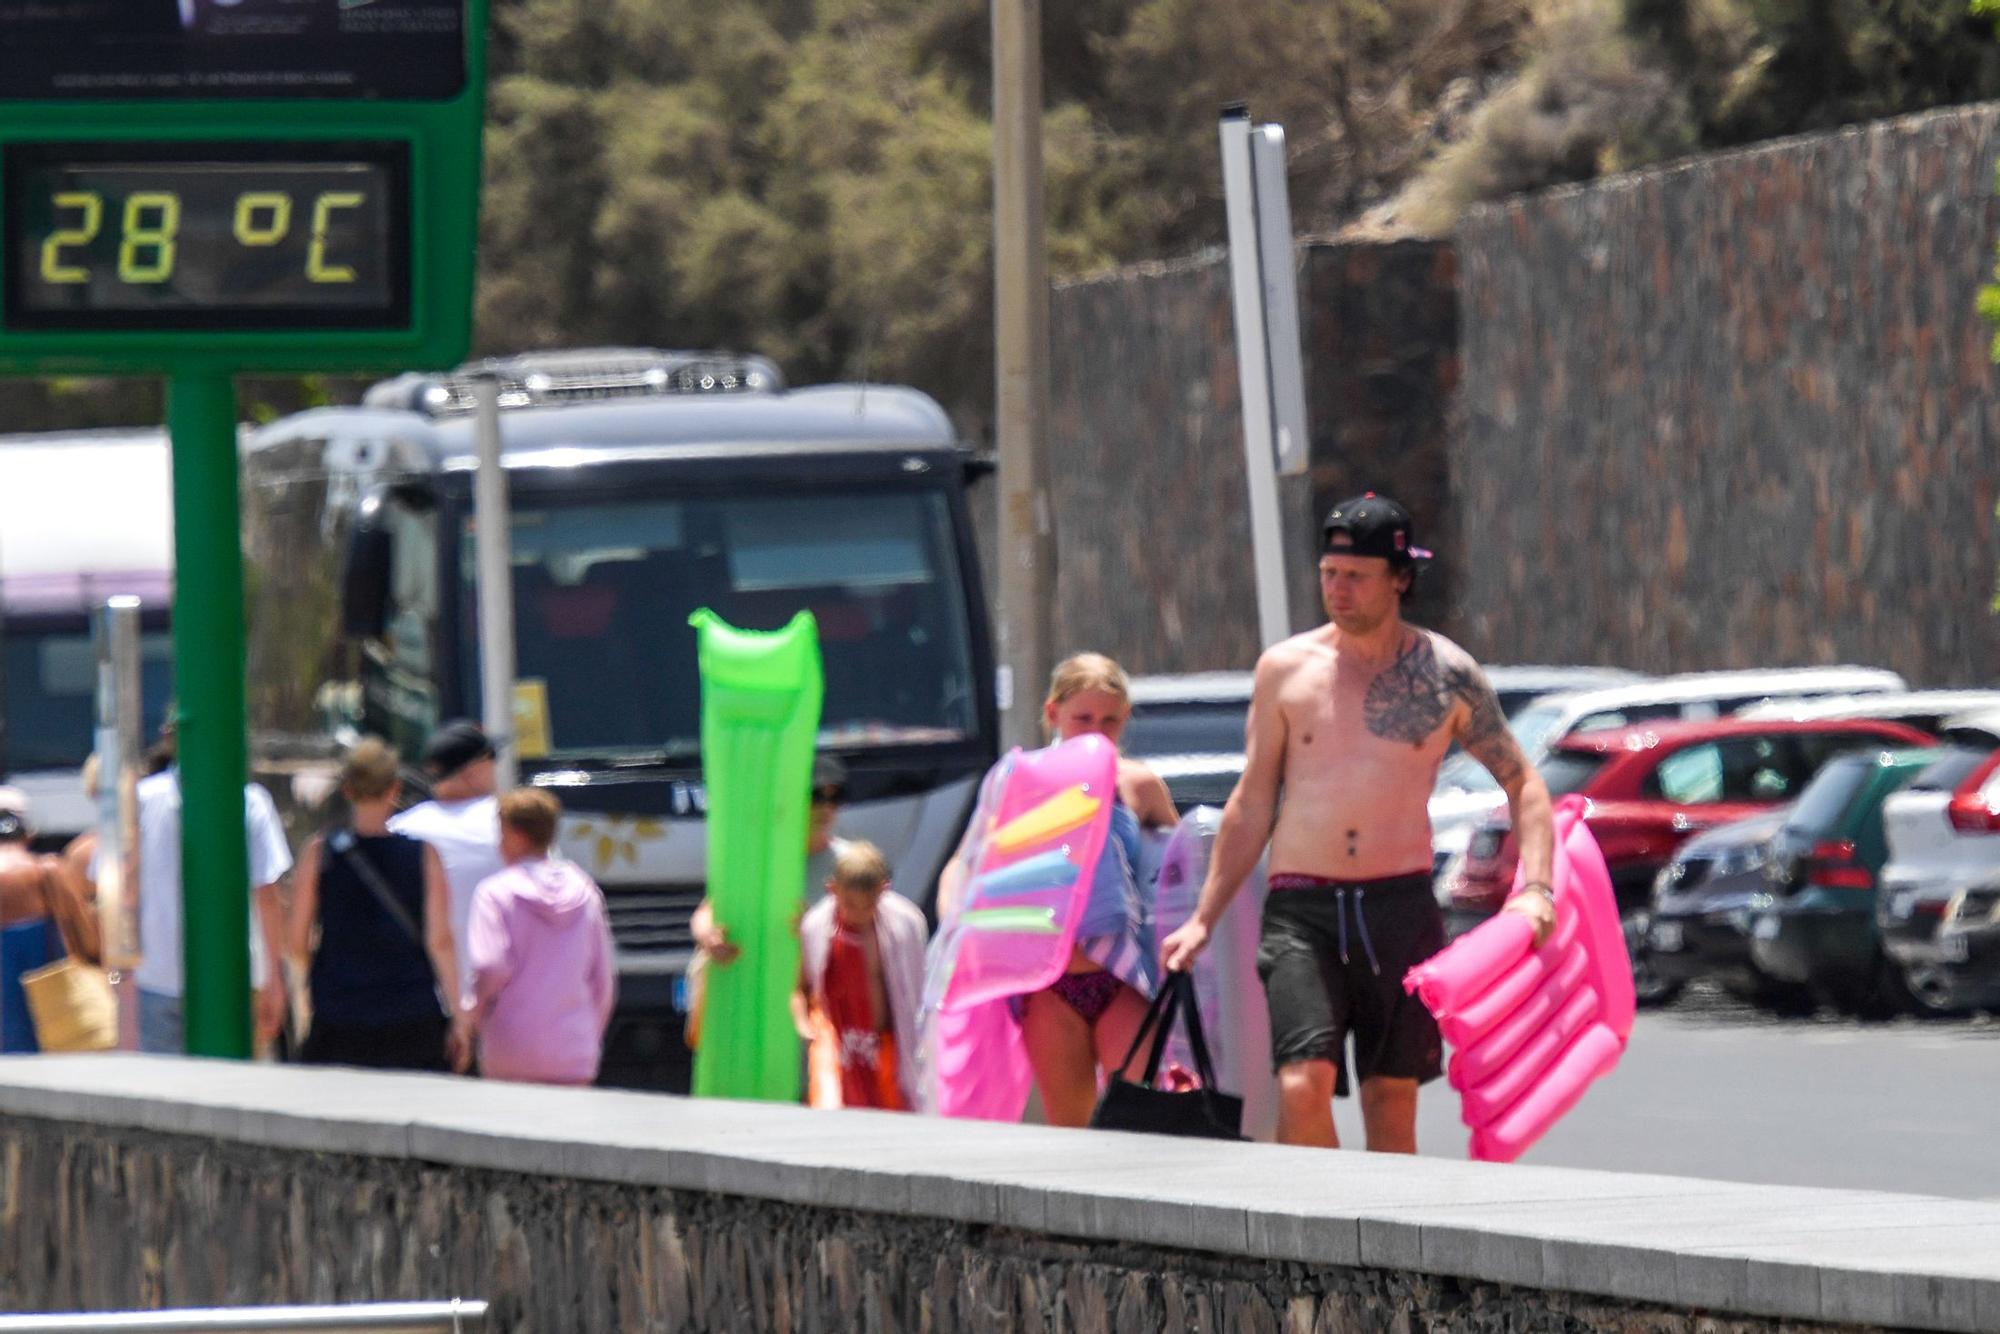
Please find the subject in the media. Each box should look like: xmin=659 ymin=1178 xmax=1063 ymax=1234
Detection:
xmin=1511 ymin=880 xmax=1555 ymax=905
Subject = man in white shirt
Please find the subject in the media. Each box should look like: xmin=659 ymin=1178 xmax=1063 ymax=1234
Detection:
xmin=133 ymin=761 xmax=294 ymax=1054
xmin=388 ymin=721 xmax=501 ymax=998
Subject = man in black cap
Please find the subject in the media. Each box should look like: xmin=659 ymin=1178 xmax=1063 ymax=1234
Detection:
xmin=389 ymin=721 xmax=502 ymax=1004
xmin=1162 ymin=493 xmax=1555 ymax=1153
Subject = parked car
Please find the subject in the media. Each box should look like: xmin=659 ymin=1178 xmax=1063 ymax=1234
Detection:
xmin=1937 ymin=706 xmax=2000 ymax=750
xmin=1647 ymin=809 xmax=1812 ymax=1011
xmin=1482 ymin=664 xmax=1646 ymax=718
xmin=1922 ymin=878 xmax=2000 ymax=1013
xmin=1739 ymin=689 xmax=2000 ymax=736
xmin=1427 ymin=669 xmax=1636 ymax=863
xmin=1125 ymin=672 xmax=1252 ymax=813
xmin=1450 ymin=717 xmax=1931 ymax=1003
xmin=1874 ymin=746 xmax=2000 ymax=1013
xmin=1743 ymin=746 xmax=1940 ymax=1016
xmin=1430 ymin=666 xmax=1908 ymax=882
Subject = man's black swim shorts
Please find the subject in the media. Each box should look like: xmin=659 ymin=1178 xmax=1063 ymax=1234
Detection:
xmin=1257 ymin=871 xmax=1445 ymax=1096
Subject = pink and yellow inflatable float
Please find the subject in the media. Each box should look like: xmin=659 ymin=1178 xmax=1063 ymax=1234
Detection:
xmin=920 ymin=734 xmax=1119 ymax=1120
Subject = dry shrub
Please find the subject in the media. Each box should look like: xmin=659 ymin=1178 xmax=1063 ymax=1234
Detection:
xmin=1395 ymin=0 xmax=1694 ymax=233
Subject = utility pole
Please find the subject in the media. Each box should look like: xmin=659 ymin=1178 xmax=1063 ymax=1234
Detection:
xmin=470 ymin=371 xmax=518 ymax=791
xmin=992 ymin=0 xmax=1054 ymax=749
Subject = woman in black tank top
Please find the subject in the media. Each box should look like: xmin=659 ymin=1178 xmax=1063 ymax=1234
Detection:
xmin=286 ymin=739 xmax=464 ymax=1072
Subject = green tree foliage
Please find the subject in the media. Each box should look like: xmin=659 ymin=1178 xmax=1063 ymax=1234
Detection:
xmin=1399 ymin=1 xmax=1693 ymax=233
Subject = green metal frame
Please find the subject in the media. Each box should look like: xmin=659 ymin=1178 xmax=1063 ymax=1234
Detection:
xmin=0 ymin=5 xmax=487 ymax=376
xmin=0 ymin=4 xmax=489 ymax=1057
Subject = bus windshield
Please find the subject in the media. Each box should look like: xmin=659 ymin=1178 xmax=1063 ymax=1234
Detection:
xmin=3 ymin=626 xmax=173 ymax=772
xmin=462 ymin=488 xmax=979 ymax=760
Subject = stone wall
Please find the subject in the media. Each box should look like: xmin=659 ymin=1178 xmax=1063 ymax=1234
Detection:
xmin=1046 ymin=239 xmax=1459 ymax=675
xmin=0 ymin=1118 xmax=1868 ymax=1334
xmin=1453 ymin=103 xmax=2000 ymax=681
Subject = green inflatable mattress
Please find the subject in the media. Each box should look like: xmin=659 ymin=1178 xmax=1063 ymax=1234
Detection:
xmin=689 ymin=608 xmax=824 ymax=1101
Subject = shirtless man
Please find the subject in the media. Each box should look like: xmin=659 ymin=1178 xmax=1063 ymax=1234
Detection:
xmin=1160 ymin=494 xmax=1554 ymax=1152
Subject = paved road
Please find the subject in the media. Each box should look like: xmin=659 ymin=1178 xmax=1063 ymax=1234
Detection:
xmin=1398 ymin=985 xmax=2000 ymax=1198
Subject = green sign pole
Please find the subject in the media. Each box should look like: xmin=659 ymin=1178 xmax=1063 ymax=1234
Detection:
xmin=168 ymin=370 xmax=251 ymax=1058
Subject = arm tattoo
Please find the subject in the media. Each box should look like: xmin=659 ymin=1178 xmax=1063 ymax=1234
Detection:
xmin=1446 ymin=663 xmax=1526 ymax=788
xmin=1362 ymin=634 xmax=1452 ymax=744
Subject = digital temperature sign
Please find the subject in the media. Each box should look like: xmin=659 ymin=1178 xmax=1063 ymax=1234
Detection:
xmin=3 ymin=141 xmax=410 ymax=331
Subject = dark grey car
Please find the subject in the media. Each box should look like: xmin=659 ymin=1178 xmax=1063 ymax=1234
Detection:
xmin=1648 ymin=808 xmax=1812 ymax=1010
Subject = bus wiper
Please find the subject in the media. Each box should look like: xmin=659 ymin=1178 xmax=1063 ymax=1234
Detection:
xmin=541 ymin=744 xmax=703 ymax=770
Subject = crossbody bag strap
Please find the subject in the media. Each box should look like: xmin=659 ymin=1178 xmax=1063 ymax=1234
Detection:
xmin=329 ymin=835 xmax=424 ymax=950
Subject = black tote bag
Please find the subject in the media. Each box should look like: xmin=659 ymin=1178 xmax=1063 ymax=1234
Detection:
xmin=1088 ymin=971 xmax=1246 ymax=1140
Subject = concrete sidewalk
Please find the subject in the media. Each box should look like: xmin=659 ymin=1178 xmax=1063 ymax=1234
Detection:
xmin=0 ymin=1054 xmax=1993 ymax=1330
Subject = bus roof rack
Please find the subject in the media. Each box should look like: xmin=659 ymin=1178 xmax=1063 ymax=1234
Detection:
xmin=362 ymin=348 xmax=785 ymax=418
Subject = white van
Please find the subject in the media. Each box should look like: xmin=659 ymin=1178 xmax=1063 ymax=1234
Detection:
xmin=0 ymin=429 xmax=175 ymax=844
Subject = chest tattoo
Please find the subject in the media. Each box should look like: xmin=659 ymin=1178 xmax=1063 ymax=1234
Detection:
xmin=1361 ymin=634 xmax=1452 ymax=745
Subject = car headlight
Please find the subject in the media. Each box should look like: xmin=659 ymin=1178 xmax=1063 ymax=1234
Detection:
xmin=1716 ymin=845 xmax=1768 ymax=878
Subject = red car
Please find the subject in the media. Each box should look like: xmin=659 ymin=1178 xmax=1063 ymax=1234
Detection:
xmin=1449 ymin=717 xmax=1932 ymax=1001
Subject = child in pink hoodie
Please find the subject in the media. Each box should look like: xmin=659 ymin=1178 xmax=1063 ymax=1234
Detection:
xmin=455 ymin=788 xmax=616 ymax=1084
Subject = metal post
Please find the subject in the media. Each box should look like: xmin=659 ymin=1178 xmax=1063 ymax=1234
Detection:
xmin=1249 ymin=124 xmax=1310 ymax=479
xmin=93 ymin=596 xmax=145 ymax=970
xmin=1219 ymin=105 xmax=1294 ymax=648
xmin=470 ymin=372 xmax=517 ymax=791
xmin=167 ymin=372 xmax=251 ymax=1059
xmin=993 ymin=0 xmax=1055 ymax=748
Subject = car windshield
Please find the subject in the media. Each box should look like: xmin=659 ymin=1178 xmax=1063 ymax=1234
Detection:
xmin=1435 ymin=702 xmax=1571 ymax=794
xmin=1123 ymin=701 xmax=1247 ymax=757
xmin=1905 ymin=748 xmax=1989 ymax=792
xmin=1781 ymin=757 xmax=1873 ymax=835
xmin=3 ymin=626 xmax=174 ymax=771
xmin=1539 ymin=750 xmax=1608 ymax=797
xmin=462 ymin=489 xmax=979 ymax=759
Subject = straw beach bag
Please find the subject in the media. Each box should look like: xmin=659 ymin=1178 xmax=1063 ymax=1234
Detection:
xmin=17 ymin=860 xmax=117 ymax=1052
xmin=21 ymin=956 xmax=117 ymax=1052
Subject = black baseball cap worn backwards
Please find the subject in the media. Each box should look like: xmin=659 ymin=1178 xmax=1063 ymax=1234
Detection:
xmin=1321 ymin=493 xmax=1433 ymax=566
xmin=423 ymin=720 xmax=497 ymax=779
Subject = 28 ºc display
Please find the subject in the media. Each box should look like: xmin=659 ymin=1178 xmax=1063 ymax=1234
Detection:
xmin=3 ymin=141 xmax=410 ymax=332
